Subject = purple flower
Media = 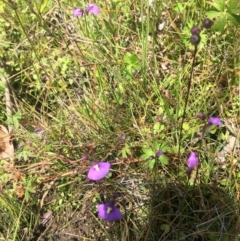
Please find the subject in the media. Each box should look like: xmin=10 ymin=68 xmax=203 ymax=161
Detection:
xmin=208 ymin=117 xmax=222 ymax=126
xmin=190 ymin=26 xmax=200 ymax=35
xmin=72 ymin=7 xmax=84 ymax=17
xmin=118 ymin=133 xmax=126 ymax=143
xmin=98 ymin=200 xmax=122 ymax=221
xmin=77 ymin=88 xmax=83 ymax=95
xmin=34 ymin=127 xmax=41 ymax=133
xmin=187 ymin=152 xmax=198 ymax=174
xmin=156 ymin=150 xmax=163 ymax=157
xmin=87 ymin=162 xmax=110 ymax=181
xmin=86 ymin=3 xmax=100 ymax=15
xmin=198 ymin=112 xmax=205 ymax=119
xmin=81 ymin=153 xmax=88 ymax=161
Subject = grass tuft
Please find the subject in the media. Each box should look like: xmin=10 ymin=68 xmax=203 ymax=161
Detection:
xmin=0 ymin=0 xmax=239 ymax=240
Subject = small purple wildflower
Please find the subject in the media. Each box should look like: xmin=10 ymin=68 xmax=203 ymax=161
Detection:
xmin=198 ymin=112 xmax=205 ymax=119
xmin=77 ymin=88 xmax=83 ymax=95
xmin=72 ymin=7 xmax=84 ymax=17
xmin=87 ymin=162 xmax=110 ymax=181
xmin=34 ymin=127 xmax=41 ymax=133
xmin=81 ymin=153 xmax=88 ymax=161
xmin=98 ymin=200 xmax=122 ymax=221
xmin=118 ymin=134 xmax=126 ymax=143
xmin=191 ymin=26 xmax=200 ymax=35
xmin=86 ymin=3 xmax=100 ymax=15
xmin=208 ymin=117 xmax=222 ymax=126
xmin=73 ymin=3 xmax=99 ymax=17
xmin=156 ymin=150 xmax=163 ymax=157
xmin=187 ymin=152 xmax=198 ymax=175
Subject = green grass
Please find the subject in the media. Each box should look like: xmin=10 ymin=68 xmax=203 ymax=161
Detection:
xmin=0 ymin=0 xmax=239 ymax=240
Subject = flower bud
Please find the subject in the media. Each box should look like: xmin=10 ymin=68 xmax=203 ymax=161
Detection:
xmin=202 ymin=18 xmax=213 ymax=29
xmin=190 ymin=34 xmax=201 ymax=45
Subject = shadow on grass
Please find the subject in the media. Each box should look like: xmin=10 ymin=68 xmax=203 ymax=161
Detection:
xmin=2 ymin=177 xmax=238 ymax=241
xmin=144 ymin=182 xmax=239 ymax=241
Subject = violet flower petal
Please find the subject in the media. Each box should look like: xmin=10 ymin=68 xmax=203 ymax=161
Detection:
xmin=118 ymin=133 xmax=126 ymax=143
xmin=87 ymin=162 xmax=110 ymax=181
xmin=98 ymin=201 xmax=122 ymax=221
xmin=86 ymin=3 xmax=100 ymax=15
xmin=34 ymin=127 xmax=41 ymax=133
xmin=73 ymin=7 xmax=84 ymax=17
xmin=187 ymin=152 xmax=198 ymax=170
xmin=198 ymin=112 xmax=205 ymax=119
xmin=156 ymin=150 xmax=163 ymax=157
xmin=208 ymin=117 xmax=222 ymax=126
xmin=81 ymin=153 xmax=88 ymax=161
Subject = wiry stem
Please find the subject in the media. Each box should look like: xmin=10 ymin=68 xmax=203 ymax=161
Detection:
xmin=176 ymin=44 xmax=198 ymax=241
xmin=177 ymin=45 xmax=198 ymax=162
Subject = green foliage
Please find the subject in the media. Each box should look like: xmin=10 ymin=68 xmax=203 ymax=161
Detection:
xmin=182 ymin=19 xmax=207 ymax=50
xmin=0 ymin=0 xmax=239 ymax=239
xmin=207 ymin=0 xmax=240 ymax=31
xmin=123 ymin=52 xmax=141 ymax=79
xmin=141 ymin=142 xmax=169 ymax=169
xmin=120 ymin=143 xmax=131 ymax=158
xmin=21 ymin=176 xmax=37 ymax=202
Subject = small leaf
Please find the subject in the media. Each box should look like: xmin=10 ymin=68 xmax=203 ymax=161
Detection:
xmin=148 ymin=159 xmax=155 ymax=169
xmin=40 ymin=0 xmax=49 ymax=13
xmin=132 ymin=63 xmax=141 ymax=71
xmin=11 ymin=111 xmax=21 ymax=129
xmin=212 ymin=15 xmax=227 ymax=32
xmin=123 ymin=53 xmax=140 ymax=68
xmin=227 ymin=13 xmax=240 ymax=26
xmin=153 ymin=141 xmax=159 ymax=150
xmin=143 ymin=148 xmax=155 ymax=155
xmin=182 ymin=123 xmax=190 ymax=130
xmin=218 ymin=0 xmax=226 ymax=11
xmin=123 ymin=53 xmax=132 ymax=64
xmin=126 ymin=65 xmax=132 ymax=74
xmin=121 ymin=143 xmax=131 ymax=158
xmin=174 ymin=3 xmax=183 ymax=12
xmin=220 ymin=178 xmax=227 ymax=186
xmin=68 ymin=78 xmax=73 ymax=85
xmin=26 ymin=186 xmax=36 ymax=193
xmin=159 ymin=155 xmax=169 ymax=165
xmin=129 ymin=54 xmax=138 ymax=63
xmin=228 ymin=7 xmax=240 ymax=15
xmin=153 ymin=123 xmax=165 ymax=134
xmin=206 ymin=11 xmax=222 ymax=18
xmin=209 ymin=125 xmax=218 ymax=134
xmin=207 ymin=0 xmax=224 ymax=12
xmin=228 ymin=0 xmax=239 ymax=11
xmin=121 ymin=149 xmax=128 ymax=159
xmin=24 ymin=190 xmax=30 ymax=202
xmin=160 ymin=224 xmax=170 ymax=233
xmin=141 ymin=151 xmax=154 ymax=160
xmin=237 ymin=172 xmax=240 ymax=179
